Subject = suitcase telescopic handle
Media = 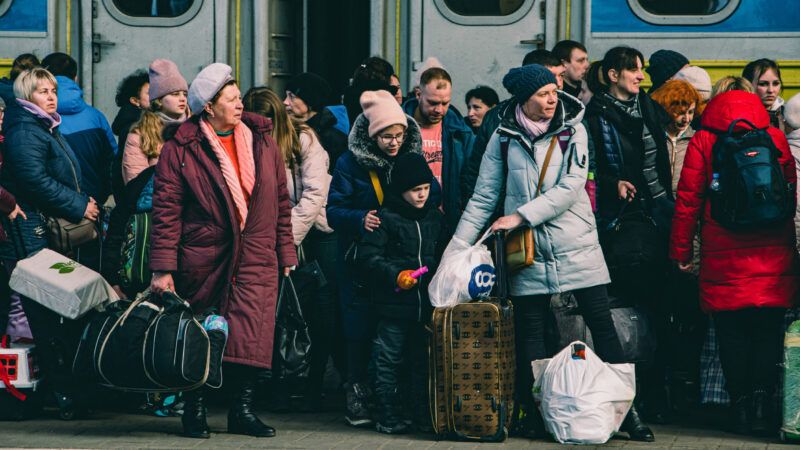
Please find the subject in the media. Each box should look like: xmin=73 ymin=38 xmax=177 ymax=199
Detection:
xmin=493 ymin=231 xmax=509 ymax=305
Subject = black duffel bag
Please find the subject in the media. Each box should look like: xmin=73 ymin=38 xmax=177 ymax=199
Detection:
xmin=73 ymin=290 xmax=210 ymax=392
xmin=599 ymin=197 xmax=666 ymax=272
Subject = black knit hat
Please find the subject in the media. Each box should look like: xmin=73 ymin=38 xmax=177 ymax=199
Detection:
xmin=389 ymin=153 xmax=434 ymax=195
xmin=286 ymin=72 xmax=331 ymax=112
xmin=502 ymin=64 xmax=558 ymax=104
xmin=646 ymin=50 xmax=689 ymax=92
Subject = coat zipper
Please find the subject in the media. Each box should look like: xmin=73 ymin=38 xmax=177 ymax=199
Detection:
xmin=415 ymin=220 xmax=423 ymax=322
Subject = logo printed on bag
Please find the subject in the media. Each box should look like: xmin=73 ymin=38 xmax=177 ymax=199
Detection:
xmin=50 ymin=261 xmax=78 ymax=274
xmin=468 ymin=264 xmax=496 ymax=299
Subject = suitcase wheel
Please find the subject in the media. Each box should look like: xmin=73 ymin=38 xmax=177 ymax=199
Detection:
xmin=487 ymin=322 xmax=495 ymax=338
xmin=453 ymin=322 xmax=461 ymax=339
xmin=454 ymin=395 xmax=462 ymax=412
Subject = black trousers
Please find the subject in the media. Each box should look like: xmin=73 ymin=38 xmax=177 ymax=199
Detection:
xmin=713 ymin=307 xmax=785 ymax=400
xmin=301 ymin=228 xmax=339 ymax=395
xmin=512 ymin=284 xmax=624 ymax=404
xmin=373 ymin=318 xmax=427 ymax=411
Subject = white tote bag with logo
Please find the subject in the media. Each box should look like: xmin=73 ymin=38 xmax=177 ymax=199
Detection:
xmin=10 ymin=249 xmax=119 ymax=319
xmin=428 ymin=230 xmax=496 ymax=308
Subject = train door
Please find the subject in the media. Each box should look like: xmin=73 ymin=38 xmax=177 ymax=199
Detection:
xmin=409 ymin=0 xmax=548 ymax=107
xmin=85 ymin=0 xmax=217 ymax=117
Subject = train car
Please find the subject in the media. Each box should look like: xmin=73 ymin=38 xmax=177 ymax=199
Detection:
xmin=1 ymin=0 xmax=798 ymax=119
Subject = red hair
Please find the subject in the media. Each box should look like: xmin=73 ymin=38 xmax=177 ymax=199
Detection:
xmin=651 ymin=79 xmax=704 ymax=118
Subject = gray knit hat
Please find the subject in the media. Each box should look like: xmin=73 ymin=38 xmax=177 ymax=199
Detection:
xmin=188 ymin=63 xmax=234 ymax=114
xmin=502 ymin=64 xmax=558 ymax=104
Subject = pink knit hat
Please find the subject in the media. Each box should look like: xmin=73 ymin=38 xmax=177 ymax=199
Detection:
xmin=360 ymin=90 xmax=408 ymax=137
xmin=148 ymin=59 xmax=188 ymax=101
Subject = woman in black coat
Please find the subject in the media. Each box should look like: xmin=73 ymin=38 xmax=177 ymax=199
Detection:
xmin=1 ymin=68 xmax=99 ymax=419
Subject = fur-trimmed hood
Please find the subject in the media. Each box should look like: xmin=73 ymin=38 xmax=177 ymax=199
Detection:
xmin=347 ymin=112 xmax=423 ymax=172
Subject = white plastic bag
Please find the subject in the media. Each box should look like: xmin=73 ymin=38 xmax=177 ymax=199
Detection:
xmin=532 ymin=341 xmax=635 ymax=445
xmin=10 ymin=249 xmax=119 ymax=319
xmin=428 ymin=230 xmax=495 ymax=308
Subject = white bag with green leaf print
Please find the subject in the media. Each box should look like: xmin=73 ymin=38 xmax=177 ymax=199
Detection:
xmin=10 ymin=248 xmax=120 ymax=319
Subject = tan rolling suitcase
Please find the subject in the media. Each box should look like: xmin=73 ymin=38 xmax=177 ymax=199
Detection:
xmin=429 ymin=232 xmax=515 ymax=441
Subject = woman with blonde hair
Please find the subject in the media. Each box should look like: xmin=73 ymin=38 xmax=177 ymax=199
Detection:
xmin=243 ymin=86 xmax=335 ymax=412
xmin=121 ymin=59 xmax=188 ymax=184
xmin=711 ymin=76 xmax=754 ymax=99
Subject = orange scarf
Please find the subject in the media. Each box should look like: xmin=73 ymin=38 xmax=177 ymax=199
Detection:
xmin=199 ymin=119 xmax=256 ymax=229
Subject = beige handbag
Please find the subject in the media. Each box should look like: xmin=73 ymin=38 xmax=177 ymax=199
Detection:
xmin=47 ymin=135 xmax=99 ymax=253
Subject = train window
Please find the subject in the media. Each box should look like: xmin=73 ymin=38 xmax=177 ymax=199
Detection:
xmin=0 ymin=0 xmax=12 ymax=18
xmin=434 ymin=0 xmax=534 ymax=25
xmin=112 ymin=0 xmax=194 ymax=17
xmin=103 ymin=0 xmax=203 ymax=26
xmin=628 ymin=0 xmax=740 ymax=25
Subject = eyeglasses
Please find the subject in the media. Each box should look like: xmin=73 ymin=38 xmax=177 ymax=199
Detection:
xmin=378 ymin=133 xmax=405 ymax=144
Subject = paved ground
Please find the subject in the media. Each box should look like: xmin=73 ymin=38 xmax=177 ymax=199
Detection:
xmin=0 ymin=401 xmax=795 ymax=449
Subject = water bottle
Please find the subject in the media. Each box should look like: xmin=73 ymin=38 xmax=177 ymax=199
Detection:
xmin=710 ymin=173 xmax=721 ymax=192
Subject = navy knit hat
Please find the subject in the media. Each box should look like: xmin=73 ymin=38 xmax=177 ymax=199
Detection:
xmin=646 ymin=50 xmax=689 ymax=92
xmin=286 ymin=72 xmax=331 ymax=113
xmin=502 ymin=64 xmax=558 ymax=104
xmin=389 ymin=153 xmax=434 ymax=195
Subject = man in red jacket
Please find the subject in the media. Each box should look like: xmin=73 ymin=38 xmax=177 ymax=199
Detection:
xmin=670 ymin=90 xmax=799 ymax=437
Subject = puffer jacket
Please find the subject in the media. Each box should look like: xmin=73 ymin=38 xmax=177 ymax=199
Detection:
xmin=403 ymin=98 xmax=475 ymax=233
xmin=669 ymin=90 xmax=798 ymax=312
xmin=357 ymin=194 xmax=445 ymax=321
xmin=0 ymin=100 xmax=89 ymax=260
xmin=287 ymin=129 xmax=332 ymax=245
xmin=0 ymin=136 xmax=18 ymax=242
xmin=306 ymin=107 xmax=347 ymax=172
xmin=460 ymin=98 xmax=510 ymax=204
xmin=55 ymin=76 xmax=117 ymax=205
xmin=455 ymin=92 xmax=610 ymax=296
xmin=787 ymin=127 xmax=800 ymax=253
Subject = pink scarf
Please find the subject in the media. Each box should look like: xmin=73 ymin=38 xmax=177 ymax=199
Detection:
xmin=515 ymin=104 xmax=551 ymax=140
xmin=199 ymin=119 xmax=256 ymax=230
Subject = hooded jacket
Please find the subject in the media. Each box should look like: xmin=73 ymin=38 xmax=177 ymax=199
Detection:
xmin=0 ymin=100 xmax=89 ymax=259
xmin=55 ymin=76 xmax=118 ymax=205
xmin=670 ymin=90 xmax=798 ymax=312
xmin=403 ymin=98 xmax=475 ymax=233
xmin=455 ymin=92 xmax=610 ymax=296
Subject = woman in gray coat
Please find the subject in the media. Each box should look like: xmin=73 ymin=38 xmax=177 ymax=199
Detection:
xmin=454 ymin=64 xmax=653 ymax=441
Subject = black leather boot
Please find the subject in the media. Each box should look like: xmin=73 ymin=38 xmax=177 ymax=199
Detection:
xmin=729 ymin=395 xmax=751 ymax=435
xmin=621 ymin=405 xmax=655 ymax=442
xmin=182 ymin=389 xmax=210 ymax=439
xmin=510 ymin=401 xmax=547 ymax=439
xmin=228 ymin=379 xmax=276 ymax=437
xmin=750 ymin=390 xmax=774 ymax=436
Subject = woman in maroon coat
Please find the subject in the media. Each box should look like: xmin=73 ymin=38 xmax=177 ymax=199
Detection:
xmin=670 ymin=90 xmax=798 ymax=436
xmin=149 ymin=63 xmax=296 ymax=439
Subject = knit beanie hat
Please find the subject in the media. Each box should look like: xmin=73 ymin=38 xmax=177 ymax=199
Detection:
xmin=646 ymin=50 xmax=689 ymax=92
xmin=389 ymin=152 xmax=434 ymax=194
xmin=414 ymin=56 xmax=445 ymax=87
xmin=360 ymin=90 xmax=407 ymax=137
xmin=286 ymin=72 xmax=331 ymax=112
xmin=673 ymin=66 xmax=712 ymax=101
xmin=148 ymin=59 xmax=188 ymax=101
xmin=784 ymin=92 xmax=800 ymax=130
xmin=502 ymin=64 xmax=558 ymax=104
xmin=188 ymin=63 xmax=234 ymax=114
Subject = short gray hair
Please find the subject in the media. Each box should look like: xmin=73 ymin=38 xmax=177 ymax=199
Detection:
xmin=13 ymin=68 xmax=58 ymax=101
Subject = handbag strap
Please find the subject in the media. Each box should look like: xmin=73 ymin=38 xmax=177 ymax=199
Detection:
xmin=535 ymin=135 xmax=558 ymax=197
xmin=368 ymin=170 xmax=384 ymax=206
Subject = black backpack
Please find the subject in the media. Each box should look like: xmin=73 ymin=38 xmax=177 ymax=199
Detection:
xmin=708 ymin=118 xmax=793 ymax=230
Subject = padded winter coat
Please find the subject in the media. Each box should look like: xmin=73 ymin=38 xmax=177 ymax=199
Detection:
xmin=455 ymin=93 xmax=610 ymax=296
xmin=669 ymin=90 xmax=798 ymax=312
xmin=55 ymin=76 xmax=117 ymax=205
xmin=287 ymin=129 xmax=332 ymax=245
xmin=0 ymin=101 xmax=89 ymax=260
xmin=789 ymin=128 xmax=800 ymax=253
xmin=150 ymin=113 xmax=297 ymax=368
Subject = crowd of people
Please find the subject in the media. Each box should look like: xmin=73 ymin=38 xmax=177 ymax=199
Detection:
xmin=0 ymin=39 xmax=798 ymax=443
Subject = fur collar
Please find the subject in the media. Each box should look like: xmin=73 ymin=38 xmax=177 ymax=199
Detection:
xmin=348 ymin=113 xmax=423 ymax=171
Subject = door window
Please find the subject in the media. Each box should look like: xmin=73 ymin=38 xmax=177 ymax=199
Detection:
xmin=435 ymin=0 xmax=534 ymax=25
xmin=103 ymin=0 xmax=202 ymax=26
xmin=628 ymin=0 xmax=740 ymax=24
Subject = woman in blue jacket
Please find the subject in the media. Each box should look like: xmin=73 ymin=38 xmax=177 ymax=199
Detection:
xmin=1 ymin=68 xmax=98 ymax=420
xmin=327 ymin=90 xmax=440 ymax=427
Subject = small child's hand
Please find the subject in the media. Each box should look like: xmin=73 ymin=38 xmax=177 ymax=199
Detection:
xmin=396 ymin=270 xmax=418 ymax=290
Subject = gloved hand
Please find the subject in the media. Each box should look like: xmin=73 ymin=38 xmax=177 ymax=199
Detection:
xmin=396 ymin=270 xmax=418 ymax=290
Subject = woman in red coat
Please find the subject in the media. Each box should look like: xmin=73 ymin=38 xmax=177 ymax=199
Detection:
xmin=149 ymin=63 xmax=297 ymax=439
xmin=670 ymin=90 xmax=798 ymax=436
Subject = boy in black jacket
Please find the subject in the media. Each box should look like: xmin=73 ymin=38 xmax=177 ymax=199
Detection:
xmin=357 ymin=152 xmax=445 ymax=434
